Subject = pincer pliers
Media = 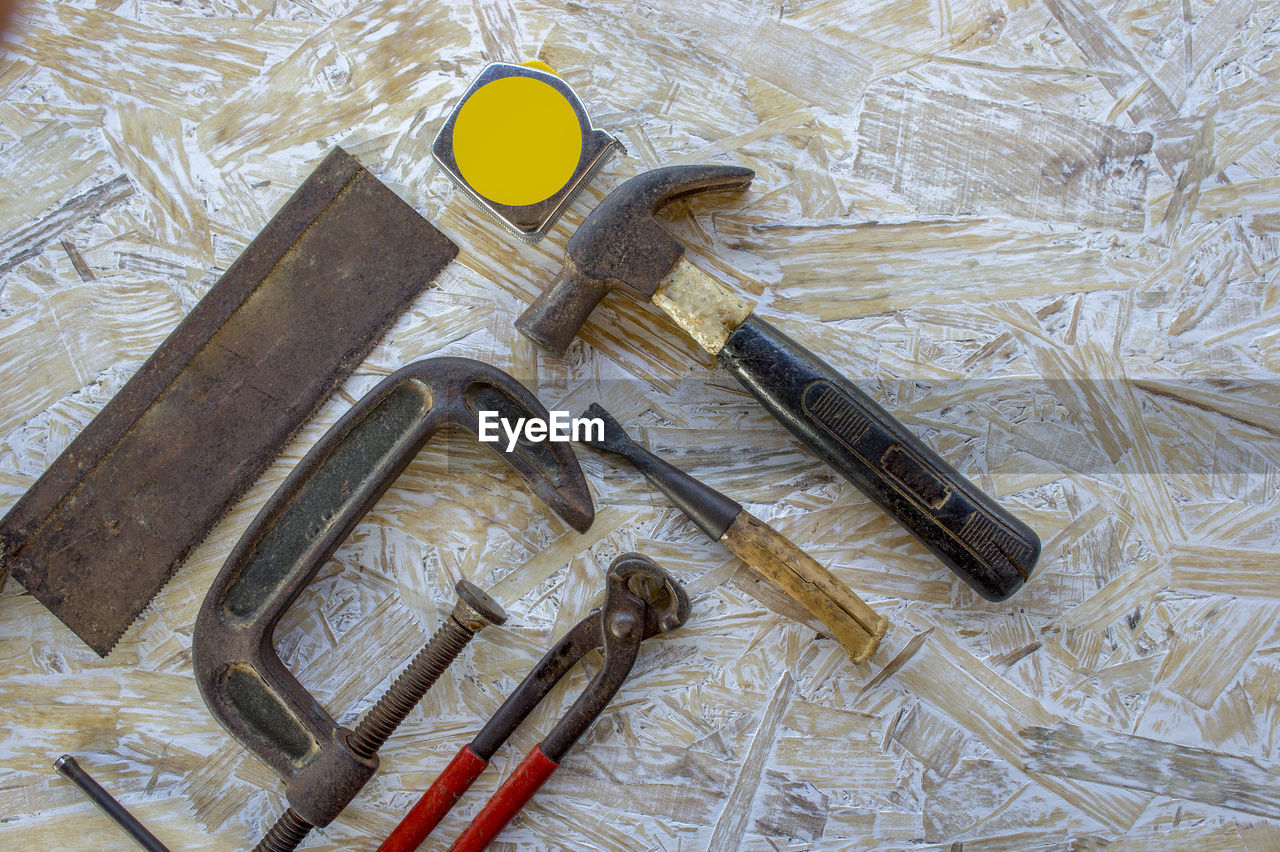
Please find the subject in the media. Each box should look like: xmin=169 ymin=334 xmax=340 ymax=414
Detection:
xmin=378 ymin=552 xmax=691 ymax=852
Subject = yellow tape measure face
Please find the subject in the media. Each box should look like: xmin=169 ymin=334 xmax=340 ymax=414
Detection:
xmin=452 ymin=76 xmax=584 ymax=207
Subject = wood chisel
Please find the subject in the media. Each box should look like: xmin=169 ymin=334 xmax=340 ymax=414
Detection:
xmin=579 ymin=403 xmax=886 ymax=663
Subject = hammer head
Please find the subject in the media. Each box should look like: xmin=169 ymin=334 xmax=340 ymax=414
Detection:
xmin=515 ymin=164 xmax=754 ymax=354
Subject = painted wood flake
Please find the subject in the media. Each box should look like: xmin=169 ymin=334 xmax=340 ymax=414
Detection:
xmin=1022 ymin=722 xmax=1280 ymax=819
xmin=854 ymin=82 xmax=1152 ymax=231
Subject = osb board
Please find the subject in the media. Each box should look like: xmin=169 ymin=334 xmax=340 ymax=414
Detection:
xmin=1 ymin=0 xmax=1278 ymax=849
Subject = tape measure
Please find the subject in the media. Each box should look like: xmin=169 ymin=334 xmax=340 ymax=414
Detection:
xmin=433 ymin=62 xmax=621 ymax=242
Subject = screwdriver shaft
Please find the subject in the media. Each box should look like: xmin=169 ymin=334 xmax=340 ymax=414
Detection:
xmin=55 ymin=755 xmax=171 ymax=852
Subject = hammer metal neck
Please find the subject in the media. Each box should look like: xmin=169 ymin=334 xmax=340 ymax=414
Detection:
xmin=651 ymin=258 xmax=753 ymax=355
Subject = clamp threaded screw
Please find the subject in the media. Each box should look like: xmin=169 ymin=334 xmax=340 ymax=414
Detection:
xmin=255 ymin=807 xmax=313 ymax=852
xmin=348 ymin=609 xmax=478 ymax=758
xmin=253 ymin=581 xmax=507 ymax=852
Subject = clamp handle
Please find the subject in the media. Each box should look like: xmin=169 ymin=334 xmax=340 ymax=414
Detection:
xmin=192 ymin=358 xmax=593 ymax=828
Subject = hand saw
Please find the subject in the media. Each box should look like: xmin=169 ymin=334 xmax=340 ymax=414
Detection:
xmin=0 ymin=147 xmax=458 ymax=656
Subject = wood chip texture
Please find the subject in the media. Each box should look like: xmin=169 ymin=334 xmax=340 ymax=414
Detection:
xmin=2 ymin=0 xmax=1279 ymax=849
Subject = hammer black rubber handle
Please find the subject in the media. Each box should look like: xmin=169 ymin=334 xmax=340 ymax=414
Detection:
xmin=718 ymin=315 xmax=1040 ymax=601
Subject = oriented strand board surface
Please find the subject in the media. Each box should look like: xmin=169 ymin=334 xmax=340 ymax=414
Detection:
xmin=1 ymin=1 xmax=1278 ymax=850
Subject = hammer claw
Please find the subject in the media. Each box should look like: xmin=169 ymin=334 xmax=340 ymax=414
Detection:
xmin=613 ymin=163 xmax=756 ymax=215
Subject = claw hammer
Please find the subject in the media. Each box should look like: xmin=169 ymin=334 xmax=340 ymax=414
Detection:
xmin=516 ymin=164 xmax=1040 ymax=601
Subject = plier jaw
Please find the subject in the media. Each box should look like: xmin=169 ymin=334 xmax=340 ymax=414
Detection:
xmin=611 ymin=552 xmax=693 ymax=637
xmin=541 ymin=554 xmax=691 ymax=761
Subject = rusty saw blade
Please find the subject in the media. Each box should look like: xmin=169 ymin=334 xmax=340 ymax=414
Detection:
xmin=0 ymin=147 xmax=458 ymax=656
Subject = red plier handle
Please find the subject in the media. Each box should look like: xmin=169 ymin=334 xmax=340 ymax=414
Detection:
xmin=377 ymin=745 xmax=487 ymax=852
xmin=377 ymin=554 xmax=689 ymax=852
xmin=449 ymin=745 xmax=559 ymax=852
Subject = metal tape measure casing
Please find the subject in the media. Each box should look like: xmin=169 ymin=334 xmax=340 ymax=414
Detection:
xmin=433 ymin=62 xmax=621 ymax=241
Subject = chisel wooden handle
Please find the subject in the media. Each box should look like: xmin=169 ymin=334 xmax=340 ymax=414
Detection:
xmin=721 ymin=512 xmax=886 ymax=663
xmin=719 ymin=315 xmax=1041 ymax=601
